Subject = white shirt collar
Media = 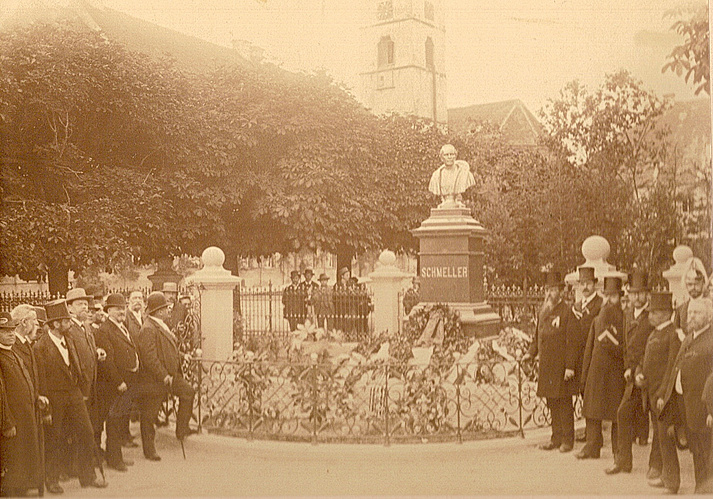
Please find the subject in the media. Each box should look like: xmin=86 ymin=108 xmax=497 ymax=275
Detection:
xmin=14 ymin=332 xmax=27 ymax=344
xmin=109 ymin=317 xmax=125 ymax=330
xmin=0 ymin=343 xmax=12 ymax=350
xmin=71 ymin=317 xmax=83 ymax=327
xmin=634 ymin=305 xmax=647 ymax=319
xmin=581 ymin=292 xmax=596 ymax=308
xmin=656 ymin=319 xmax=673 ymax=331
xmin=692 ymin=323 xmax=710 ymax=339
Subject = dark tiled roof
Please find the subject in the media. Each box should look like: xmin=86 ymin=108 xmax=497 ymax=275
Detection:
xmin=448 ymin=99 xmax=542 ymax=146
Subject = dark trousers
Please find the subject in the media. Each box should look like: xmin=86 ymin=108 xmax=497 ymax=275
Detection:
xmin=105 ymin=384 xmax=138 ymax=465
xmin=547 ymin=396 xmax=574 ymax=447
xmin=688 ymin=428 xmax=712 ymax=494
xmin=615 ymin=386 xmax=660 ymax=469
xmin=139 ymin=378 xmax=195 ymax=456
xmin=583 ymin=418 xmax=618 ymax=457
xmin=45 ymin=390 xmax=97 ymax=487
xmin=656 ymin=417 xmax=680 ymax=493
xmin=648 ymin=410 xmax=663 ymax=472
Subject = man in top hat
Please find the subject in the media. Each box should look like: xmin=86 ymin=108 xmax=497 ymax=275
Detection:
xmin=283 ymin=271 xmax=306 ymax=332
xmin=675 ymin=259 xmax=709 ymax=332
xmin=578 ymin=276 xmax=626 ymax=459
xmin=162 ymin=282 xmax=186 ymax=330
xmin=0 ymin=311 xmax=44 ymax=497
xmin=125 ymin=290 xmax=145 ymax=342
xmin=65 ymin=288 xmax=103 ymax=402
xmin=34 ymin=300 xmax=108 ymax=493
xmin=33 ymin=306 xmax=48 ymax=341
xmin=95 ymin=293 xmax=140 ymax=471
xmin=638 ymin=291 xmax=683 ymax=493
xmin=606 ymin=269 xmax=661 ymax=476
xmin=136 ymin=292 xmax=196 ymax=461
xmin=659 ymin=297 xmax=713 ymax=493
xmin=312 ymin=273 xmax=334 ymax=329
xmin=522 ymin=271 xmax=578 ymax=452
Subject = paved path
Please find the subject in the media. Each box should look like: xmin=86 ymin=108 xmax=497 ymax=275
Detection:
xmin=60 ymin=424 xmax=697 ymax=496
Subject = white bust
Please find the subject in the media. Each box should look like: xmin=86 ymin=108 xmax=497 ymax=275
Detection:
xmin=428 ymin=144 xmax=475 ymax=207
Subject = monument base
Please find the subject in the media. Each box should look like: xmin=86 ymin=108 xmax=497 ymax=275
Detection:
xmin=412 ymin=301 xmax=501 ymax=339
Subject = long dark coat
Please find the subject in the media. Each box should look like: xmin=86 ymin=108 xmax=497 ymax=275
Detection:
xmin=136 ymin=317 xmax=181 ymax=387
xmin=571 ymin=294 xmax=602 ymax=384
xmin=124 ymin=309 xmax=143 ymax=343
xmin=528 ymin=300 xmax=578 ymax=398
xmin=67 ymin=320 xmax=96 ymax=399
xmin=582 ymin=302 xmax=625 ymax=420
xmin=662 ymin=323 xmax=713 ymax=432
xmin=638 ymin=321 xmax=681 ymax=411
xmin=0 ymin=347 xmax=43 ymax=492
xmin=623 ymin=307 xmax=654 ymax=374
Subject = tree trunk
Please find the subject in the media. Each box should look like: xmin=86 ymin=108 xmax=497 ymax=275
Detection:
xmin=47 ymin=263 xmax=69 ymax=296
xmin=336 ymin=244 xmax=355 ymax=276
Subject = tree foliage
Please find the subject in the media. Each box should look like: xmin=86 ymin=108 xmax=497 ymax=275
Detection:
xmin=662 ymin=2 xmax=710 ymax=96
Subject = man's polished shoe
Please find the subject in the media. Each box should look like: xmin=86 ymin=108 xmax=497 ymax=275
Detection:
xmin=145 ymin=453 xmax=161 ymax=461
xmin=575 ymin=449 xmax=600 ymax=459
xmin=107 ymin=461 xmax=128 ymax=472
xmin=559 ymin=443 xmax=573 ymax=453
xmin=646 ymin=467 xmax=661 ymax=480
xmin=538 ymin=441 xmax=559 ymax=450
xmin=46 ymin=483 xmax=64 ymax=495
xmin=81 ymin=478 xmax=108 ymax=489
xmin=605 ymin=464 xmax=631 ymax=475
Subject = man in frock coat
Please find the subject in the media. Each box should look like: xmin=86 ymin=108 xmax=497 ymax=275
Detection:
xmin=522 ymin=271 xmax=578 ymax=452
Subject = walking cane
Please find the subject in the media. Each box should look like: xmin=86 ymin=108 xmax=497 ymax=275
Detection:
xmin=180 ymin=437 xmax=186 ymax=460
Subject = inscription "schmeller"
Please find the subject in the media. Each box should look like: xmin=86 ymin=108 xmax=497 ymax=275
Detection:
xmin=421 ymin=266 xmax=468 ymax=278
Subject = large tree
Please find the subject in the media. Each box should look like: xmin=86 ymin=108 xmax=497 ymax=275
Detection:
xmin=662 ymin=2 xmax=710 ymax=96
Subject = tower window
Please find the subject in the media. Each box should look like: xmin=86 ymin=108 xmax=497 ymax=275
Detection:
xmin=377 ymin=1 xmax=393 ymax=21
xmin=378 ymin=36 xmax=394 ymax=67
xmin=425 ymin=37 xmax=434 ymax=68
xmin=424 ymin=1 xmax=435 ymax=21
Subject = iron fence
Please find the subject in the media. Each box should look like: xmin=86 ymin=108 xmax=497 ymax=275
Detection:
xmin=189 ymin=357 xmax=584 ymax=444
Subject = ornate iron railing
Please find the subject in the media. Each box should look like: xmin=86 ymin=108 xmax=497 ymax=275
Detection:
xmin=190 ymin=357 xmax=583 ymax=444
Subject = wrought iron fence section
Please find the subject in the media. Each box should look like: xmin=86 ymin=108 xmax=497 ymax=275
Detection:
xmin=191 ymin=356 xmax=583 ymax=444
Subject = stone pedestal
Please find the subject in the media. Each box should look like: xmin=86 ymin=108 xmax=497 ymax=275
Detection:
xmin=147 ymin=256 xmax=181 ymax=292
xmin=368 ymin=250 xmax=412 ymax=336
xmin=187 ymin=247 xmax=242 ymax=361
xmin=411 ymin=206 xmax=500 ymax=337
xmin=565 ymin=235 xmax=626 ymax=301
xmin=662 ymin=245 xmax=694 ymax=308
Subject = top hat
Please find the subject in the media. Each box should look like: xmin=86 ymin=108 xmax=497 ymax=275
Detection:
xmin=318 ymin=273 xmax=329 ymax=281
xmin=303 ymin=268 xmax=314 ymax=275
xmin=602 ymin=276 xmax=623 ymax=295
xmin=649 ymin=291 xmax=673 ymax=311
xmin=162 ymin=282 xmax=179 ymax=294
xmin=65 ymin=288 xmax=92 ymax=304
xmin=290 ymin=270 xmax=300 ymax=278
xmin=33 ymin=306 xmax=47 ymax=325
xmin=544 ymin=271 xmax=564 ymax=288
xmin=146 ymin=292 xmax=170 ymax=315
xmin=578 ymin=267 xmax=597 ymax=283
xmin=44 ymin=299 xmax=71 ymax=322
xmin=628 ymin=269 xmax=649 ymax=293
xmin=104 ymin=293 xmax=127 ymax=310
xmin=0 ymin=311 xmax=16 ymax=329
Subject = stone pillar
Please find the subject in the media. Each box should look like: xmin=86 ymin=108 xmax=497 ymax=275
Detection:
xmin=187 ymin=247 xmax=241 ymax=360
xmin=565 ymin=235 xmax=626 ymax=301
xmin=368 ymin=250 xmax=412 ymax=336
xmin=411 ymin=205 xmax=500 ymax=337
xmin=662 ymin=245 xmax=693 ymax=307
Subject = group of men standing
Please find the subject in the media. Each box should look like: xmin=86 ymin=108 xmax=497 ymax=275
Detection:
xmin=0 ymin=285 xmax=196 ymax=496
xmin=527 ymin=262 xmax=713 ymax=494
xmin=282 ymin=267 xmax=373 ymax=336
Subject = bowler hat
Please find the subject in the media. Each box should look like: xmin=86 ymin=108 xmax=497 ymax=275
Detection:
xmin=146 ymin=292 xmax=170 ymax=315
xmin=649 ymin=291 xmax=673 ymax=311
xmin=162 ymin=282 xmax=179 ymax=294
xmin=65 ymin=288 xmax=92 ymax=304
xmin=602 ymin=276 xmax=623 ymax=295
xmin=44 ymin=300 xmax=71 ymax=322
xmin=544 ymin=271 xmax=564 ymax=288
xmin=104 ymin=293 xmax=127 ymax=310
xmin=578 ymin=267 xmax=597 ymax=283
xmin=290 ymin=270 xmax=300 ymax=278
xmin=0 ymin=311 xmax=16 ymax=329
xmin=304 ymin=268 xmax=313 ymax=275
xmin=318 ymin=273 xmax=329 ymax=281
xmin=33 ymin=306 xmax=47 ymax=325
xmin=628 ymin=269 xmax=649 ymax=293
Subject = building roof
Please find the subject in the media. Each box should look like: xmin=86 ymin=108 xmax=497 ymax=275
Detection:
xmin=447 ymin=99 xmax=542 ymax=146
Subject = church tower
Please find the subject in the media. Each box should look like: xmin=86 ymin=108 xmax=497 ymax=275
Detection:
xmin=358 ymin=0 xmax=447 ymax=124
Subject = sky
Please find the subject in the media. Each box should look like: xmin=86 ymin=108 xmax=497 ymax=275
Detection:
xmin=6 ymin=0 xmax=707 ymax=114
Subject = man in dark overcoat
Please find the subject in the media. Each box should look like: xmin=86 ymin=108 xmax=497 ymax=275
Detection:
xmin=136 ymin=292 xmax=195 ymax=461
xmin=66 ymin=288 xmax=101 ymax=402
xmin=33 ymin=300 xmax=107 ymax=493
xmin=660 ymin=297 xmax=713 ymax=493
xmin=639 ymin=292 xmax=683 ymax=493
xmin=95 ymin=293 xmax=140 ymax=471
xmin=606 ymin=269 xmax=660 ymax=476
xmin=577 ymin=276 xmax=625 ymax=459
xmin=125 ymin=290 xmax=145 ymax=342
xmin=0 ymin=312 xmax=44 ymax=497
xmin=523 ymin=271 xmax=577 ymax=452
xmin=283 ymin=271 xmax=307 ymax=332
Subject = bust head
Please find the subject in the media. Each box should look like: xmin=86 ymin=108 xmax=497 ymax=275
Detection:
xmin=439 ymin=144 xmax=457 ymax=167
